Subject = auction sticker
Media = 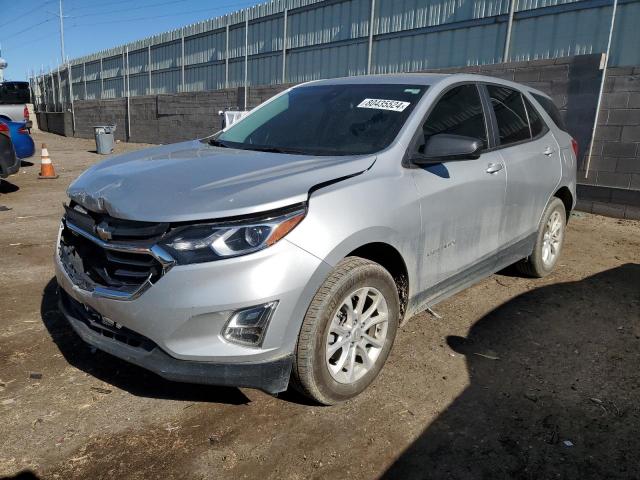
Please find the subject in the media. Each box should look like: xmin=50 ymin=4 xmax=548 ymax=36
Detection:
xmin=357 ymin=98 xmax=410 ymax=112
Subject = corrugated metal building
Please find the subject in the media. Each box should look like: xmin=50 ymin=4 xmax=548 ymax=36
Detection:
xmin=34 ymin=0 xmax=639 ymax=108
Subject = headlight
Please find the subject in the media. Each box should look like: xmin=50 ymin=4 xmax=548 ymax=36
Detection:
xmin=159 ymin=206 xmax=306 ymax=264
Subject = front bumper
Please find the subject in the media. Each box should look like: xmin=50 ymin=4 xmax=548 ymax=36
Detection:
xmin=54 ymin=228 xmax=332 ymax=390
xmin=59 ymin=291 xmax=293 ymax=393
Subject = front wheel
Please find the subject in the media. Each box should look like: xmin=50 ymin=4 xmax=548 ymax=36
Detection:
xmin=292 ymin=257 xmax=400 ymax=405
xmin=517 ymin=197 xmax=566 ymax=277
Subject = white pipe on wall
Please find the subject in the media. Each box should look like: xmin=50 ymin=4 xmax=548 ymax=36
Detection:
xmin=585 ymin=0 xmax=619 ymax=178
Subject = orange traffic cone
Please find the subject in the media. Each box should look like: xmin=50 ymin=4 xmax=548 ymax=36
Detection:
xmin=38 ymin=143 xmax=58 ymax=179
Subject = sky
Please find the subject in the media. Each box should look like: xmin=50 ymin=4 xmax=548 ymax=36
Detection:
xmin=0 ymin=0 xmax=258 ymax=81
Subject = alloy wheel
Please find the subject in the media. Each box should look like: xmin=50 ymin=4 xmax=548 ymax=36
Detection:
xmin=541 ymin=210 xmax=563 ymax=267
xmin=325 ymin=287 xmax=389 ymax=384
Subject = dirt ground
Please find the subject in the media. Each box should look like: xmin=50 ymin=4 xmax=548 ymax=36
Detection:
xmin=0 ymin=132 xmax=638 ymax=480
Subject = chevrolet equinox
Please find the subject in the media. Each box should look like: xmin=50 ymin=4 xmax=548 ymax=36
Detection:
xmin=55 ymin=74 xmax=577 ymax=404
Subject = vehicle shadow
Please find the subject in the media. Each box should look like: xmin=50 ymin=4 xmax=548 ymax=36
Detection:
xmin=0 ymin=471 xmax=41 ymax=480
xmin=383 ymin=264 xmax=640 ymax=480
xmin=20 ymin=159 xmax=34 ymax=167
xmin=0 ymin=180 xmax=19 ymax=194
xmin=40 ymin=278 xmax=250 ymax=405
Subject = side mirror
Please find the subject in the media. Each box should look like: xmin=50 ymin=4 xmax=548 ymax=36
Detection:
xmin=411 ymin=133 xmax=483 ymax=165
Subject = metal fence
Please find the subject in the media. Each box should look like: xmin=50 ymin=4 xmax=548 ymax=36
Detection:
xmin=32 ymin=0 xmax=640 ymax=112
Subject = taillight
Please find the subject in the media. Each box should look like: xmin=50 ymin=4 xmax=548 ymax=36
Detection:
xmin=571 ymin=138 xmax=578 ymax=159
xmin=18 ymin=126 xmax=28 ymax=134
xmin=0 ymin=123 xmax=8 ymax=133
xmin=23 ymin=106 xmax=29 ymax=121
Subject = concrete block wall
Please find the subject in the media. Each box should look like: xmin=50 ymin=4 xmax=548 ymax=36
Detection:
xmin=131 ymin=89 xmax=239 ymax=144
xmin=72 ymin=99 xmax=127 ymax=142
xmin=36 ymin=112 xmax=73 ymax=138
xmin=35 ymin=111 xmax=48 ymax=133
xmin=38 ymin=88 xmax=242 ymax=145
xmin=576 ymin=66 xmax=640 ymax=219
xmin=244 ymin=84 xmax=294 ymax=109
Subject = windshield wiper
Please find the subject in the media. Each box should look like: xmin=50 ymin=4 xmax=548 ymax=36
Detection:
xmin=240 ymin=145 xmax=308 ymax=155
xmin=209 ymin=139 xmax=310 ymax=155
xmin=208 ymin=138 xmax=230 ymax=148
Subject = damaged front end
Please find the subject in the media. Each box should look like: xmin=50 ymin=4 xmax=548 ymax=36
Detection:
xmin=57 ymin=203 xmax=175 ymax=300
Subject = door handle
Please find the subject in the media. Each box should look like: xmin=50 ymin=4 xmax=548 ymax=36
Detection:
xmin=485 ymin=162 xmax=504 ymax=174
xmin=543 ymin=146 xmax=555 ymax=156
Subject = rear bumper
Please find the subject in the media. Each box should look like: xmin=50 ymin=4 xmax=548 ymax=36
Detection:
xmin=58 ymin=291 xmax=293 ymax=394
xmin=15 ymin=136 xmax=35 ymax=159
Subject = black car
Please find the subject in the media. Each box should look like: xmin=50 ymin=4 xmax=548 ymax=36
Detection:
xmin=0 ymin=121 xmax=19 ymax=178
xmin=0 ymin=81 xmax=31 ymax=105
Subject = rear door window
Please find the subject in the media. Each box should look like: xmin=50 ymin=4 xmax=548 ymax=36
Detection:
xmin=487 ymin=85 xmax=530 ymax=146
xmin=422 ymin=84 xmax=487 ymax=149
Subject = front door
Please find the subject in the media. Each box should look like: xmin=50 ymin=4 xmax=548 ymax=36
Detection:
xmin=410 ymin=84 xmax=506 ymax=298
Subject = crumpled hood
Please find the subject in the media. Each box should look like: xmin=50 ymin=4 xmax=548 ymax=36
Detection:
xmin=68 ymin=140 xmax=375 ymax=222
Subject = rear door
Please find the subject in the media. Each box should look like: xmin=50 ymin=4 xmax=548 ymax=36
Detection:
xmin=410 ymin=83 xmax=506 ymax=294
xmin=483 ymin=84 xmax=562 ymax=258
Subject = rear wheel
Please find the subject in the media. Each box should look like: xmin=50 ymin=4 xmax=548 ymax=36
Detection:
xmin=517 ymin=197 xmax=566 ymax=277
xmin=292 ymin=257 xmax=399 ymax=405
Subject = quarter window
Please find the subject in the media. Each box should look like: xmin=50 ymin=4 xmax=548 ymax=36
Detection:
xmin=422 ymin=84 xmax=487 ymax=150
xmin=487 ymin=85 xmax=530 ymax=146
xmin=531 ymin=93 xmax=567 ymax=131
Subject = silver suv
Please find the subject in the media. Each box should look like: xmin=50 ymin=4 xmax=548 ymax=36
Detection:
xmin=55 ymin=74 xmax=576 ymax=404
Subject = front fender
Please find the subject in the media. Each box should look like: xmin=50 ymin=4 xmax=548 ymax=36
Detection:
xmin=286 ymin=169 xmax=422 ymax=300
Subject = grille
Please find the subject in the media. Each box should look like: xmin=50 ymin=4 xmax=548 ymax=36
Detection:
xmin=61 ymin=290 xmax=156 ymax=351
xmin=59 ymin=204 xmax=170 ymax=296
xmin=64 ymin=202 xmax=169 ymax=240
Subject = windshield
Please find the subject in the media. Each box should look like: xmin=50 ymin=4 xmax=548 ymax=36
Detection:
xmin=215 ymin=84 xmax=427 ymax=156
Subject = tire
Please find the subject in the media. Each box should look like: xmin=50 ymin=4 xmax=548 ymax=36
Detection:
xmin=516 ymin=197 xmax=566 ymax=278
xmin=292 ymin=256 xmax=400 ymax=405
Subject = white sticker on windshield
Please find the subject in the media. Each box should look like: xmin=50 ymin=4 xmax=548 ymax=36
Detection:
xmin=357 ymin=98 xmax=410 ymax=112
